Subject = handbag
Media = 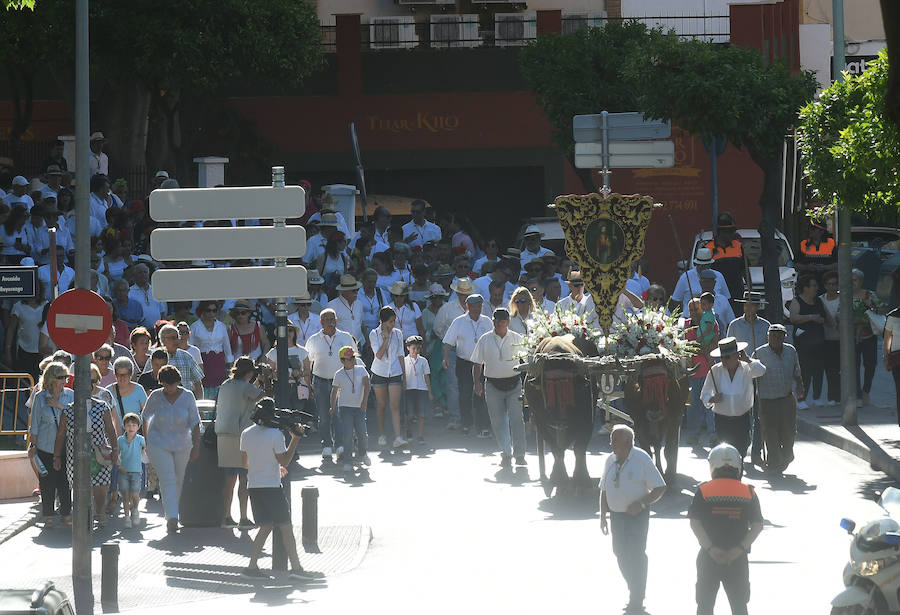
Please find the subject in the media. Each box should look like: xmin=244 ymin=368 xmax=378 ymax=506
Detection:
xmin=201 ymin=420 xmax=217 ymax=449
xmin=94 ymin=444 xmax=113 ymax=468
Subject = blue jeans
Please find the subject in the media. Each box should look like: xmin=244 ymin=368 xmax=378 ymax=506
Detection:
xmin=339 ymin=406 xmax=368 ymax=458
xmin=687 ymin=377 xmax=715 ymax=435
xmin=610 ymin=508 xmax=650 ymax=606
xmin=484 ymin=381 xmax=525 ymax=457
xmin=313 ymin=376 xmax=342 ymax=449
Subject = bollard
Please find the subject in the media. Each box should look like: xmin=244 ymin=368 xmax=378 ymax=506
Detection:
xmin=301 ymin=486 xmax=319 ymax=548
xmin=100 ymin=541 xmax=120 ymax=613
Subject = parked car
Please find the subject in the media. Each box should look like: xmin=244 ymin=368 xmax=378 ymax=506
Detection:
xmin=686 ymin=229 xmax=797 ymax=317
xmin=851 ymin=226 xmax=900 ymax=250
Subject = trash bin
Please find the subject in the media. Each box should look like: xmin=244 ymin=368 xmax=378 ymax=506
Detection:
xmin=179 ymin=415 xmax=224 ymax=527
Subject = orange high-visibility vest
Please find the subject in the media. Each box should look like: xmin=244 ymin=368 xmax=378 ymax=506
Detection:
xmin=704 ymin=239 xmax=743 ymax=260
xmin=800 ymin=237 xmax=835 ymax=256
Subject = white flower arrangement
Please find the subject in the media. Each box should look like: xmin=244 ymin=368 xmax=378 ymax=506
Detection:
xmin=519 ymin=304 xmax=605 ymax=360
xmin=606 ymin=307 xmax=697 ymax=359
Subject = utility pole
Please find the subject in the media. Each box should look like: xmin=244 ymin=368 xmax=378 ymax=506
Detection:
xmin=832 ymin=0 xmax=856 ymax=426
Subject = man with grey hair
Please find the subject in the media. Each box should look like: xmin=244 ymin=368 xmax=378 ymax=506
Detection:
xmin=128 ymin=262 xmax=165 ymax=329
xmin=151 ymin=324 xmax=204 ymax=399
xmin=600 ymin=424 xmax=667 ymax=614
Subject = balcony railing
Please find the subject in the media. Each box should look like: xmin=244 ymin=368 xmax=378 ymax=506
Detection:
xmin=319 ymin=15 xmax=730 ymax=52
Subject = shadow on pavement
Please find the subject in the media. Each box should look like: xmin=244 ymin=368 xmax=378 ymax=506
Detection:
xmin=537 ymin=490 xmax=600 ymax=520
xmin=856 ymin=474 xmax=898 ymax=501
xmin=759 ymin=472 xmax=816 ymax=494
xmin=161 ymin=561 xmax=328 ymax=603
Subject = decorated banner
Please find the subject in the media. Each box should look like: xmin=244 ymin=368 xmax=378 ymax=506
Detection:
xmin=554 ymin=192 xmax=655 ymax=331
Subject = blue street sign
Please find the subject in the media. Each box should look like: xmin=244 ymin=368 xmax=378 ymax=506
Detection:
xmin=0 ymin=266 xmax=37 ymax=299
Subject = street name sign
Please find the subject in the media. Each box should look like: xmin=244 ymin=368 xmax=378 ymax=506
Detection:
xmin=150 ymin=226 xmax=307 ymax=261
xmin=149 ymin=186 xmax=305 ymax=221
xmin=573 ymin=113 xmax=671 ymax=143
xmin=47 ymin=289 xmax=111 ymax=355
xmin=152 ymin=265 xmax=308 ymax=302
xmin=575 ymin=141 xmax=675 ymax=169
xmin=0 ymin=266 xmax=36 ymax=299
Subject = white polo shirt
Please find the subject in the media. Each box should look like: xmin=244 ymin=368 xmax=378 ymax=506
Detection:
xmin=599 ymin=447 xmax=666 ymax=512
xmin=470 ymin=329 xmax=524 ymax=379
xmin=400 ymin=219 xmax=441 ymax=248
xmin=331 ymin=365 xmax=368 ymax=408
xmin=368 ymin=326 xmax=404 ymax=378
xmin=556 ymin=293 xmax=599 ymax=326
xmin=433 ymin=298 xmax=467 ymax=340
xmin=306 ymin=328 xmax=357 ymax=379
xmin=443 ymin=313 xmax=492 ymax=361
xmin=404 ymin=355 xmax=430 ymax=390
xmin=288 ymin=312 xmax=321 ymax=348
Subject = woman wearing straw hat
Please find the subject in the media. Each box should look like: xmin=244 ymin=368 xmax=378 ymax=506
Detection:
xmin=386 ymin=281 xmax=424 ymax=342
xmin=700 ymin=337 xmax=766 ymax=458
xmin=229 ymin=300 xmax=270 ymax=361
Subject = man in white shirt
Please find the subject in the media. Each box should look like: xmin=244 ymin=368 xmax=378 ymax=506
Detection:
xmin=471 ymin=307 xmax=525 ymax=467
xmin=89 ymin=174 xmax=113 ymax=229
xmin=701 ymin=337 xmax=766 ymax=458
xmin=400 ymin=199 xmax=441 ymax=248
xmin=442 ymin=294 xmax=492 ymax=436
xmin=23 ymin=205 xmax=50 ymax=265
xmin=288 ymin=294 xmax=321 ymax=348
xmin=176 ymin=322 xmax=203 ymax=366
xmin=555 ymin=271 xmax=599 ymax=327
xmin=305 ymin=309 xmax=357 ymax=459
xmin=519 ymin=225 xmax=551 ymax=269
xmin=37 ymin=246 xmax=75 ymax=301
xmin=3 ymin=176 xmax=34 ymax=212
xmin=671 ymin=247 xmax=731 ymax=315
xmin=88 ymin=132 xmax=109 ymax=176
xmin=599 ymin=425 xmax=667 ymax=614
xmin=307 ymin=202 xmax=350 ymax=237
xmin=433 ymin=277 xmax=473 ymax=427
xmin=473 ymin=264 xmax=514 ymax=304
xmin=128 ymin=263 xmax=166 ymax=329
xmin=326 ymin=274 xmax=364 ymax=343
xmin=304 ymin=214 xmax=338 ymax=266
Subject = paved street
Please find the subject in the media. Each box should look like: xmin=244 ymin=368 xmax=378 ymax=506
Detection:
xmin=0 ymin=424 xmax=893 ymax=615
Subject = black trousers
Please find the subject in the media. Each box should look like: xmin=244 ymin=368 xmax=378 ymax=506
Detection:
xmin=37 ymin=449 xmax=71 ymax=517
xmin=456 ymin=358 xmax=488 ymax=431
xmin=856 ymin=335 xmax=877 ymax=396
xmin=696 ymin=549 xmax=750 ymax=615
xmin=892 ymin=366 xmax=900 ymax=427
xmin=823 ymin=340 xmax=841 ymax=402
xmin=796 ymin=342 xmax=824 ymax=401
xmin=714 ymin=412 xmax=751 ymax=458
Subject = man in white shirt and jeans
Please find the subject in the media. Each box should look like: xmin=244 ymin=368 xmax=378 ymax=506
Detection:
xmin=701 ymin=337 xmax=767 ymax=458
xmin=442 ymin=293 xmax=492 ymax=436
xmin=240 ymin=398 xmax=314 ymax=580
xmin=471 ymin=307 xmax=525 ymax=468
xmin=600 ymin=425 xmax=667 ymax=614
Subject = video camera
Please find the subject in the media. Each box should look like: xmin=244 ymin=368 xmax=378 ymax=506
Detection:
xmin=252 ymin=398 xmax=315 ymax=437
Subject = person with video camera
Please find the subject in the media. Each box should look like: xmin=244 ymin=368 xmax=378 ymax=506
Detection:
xmin=240 ymin=397 xmax=315 ymax=580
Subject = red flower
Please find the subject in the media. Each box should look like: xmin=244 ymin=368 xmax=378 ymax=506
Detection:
xmin=646 ymin=324 xmax=652 ymax=329
xmin=656 ymin=325 xmax=663 ymax=332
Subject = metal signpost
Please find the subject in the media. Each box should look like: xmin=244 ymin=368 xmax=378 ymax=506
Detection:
xmin=149 ymin=168 xmax=306 ymax=569
xmin=573 ymin=111 xmax=673 ymax=192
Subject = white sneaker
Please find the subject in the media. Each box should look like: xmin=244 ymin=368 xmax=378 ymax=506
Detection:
xmin=393 ymin=437 xmax=408 ymax=448
xmin=322 ymin=447 xmax=333 ymax=457
xmin=827 ymin=400 xmax=839 ymax=407
xmin=124 ymin=515 xmax=132 ymax=529
xmin=377 ymin=435 xmax=387 ymax=447
xmin=797 ymin=400 xmax=809 ymax=410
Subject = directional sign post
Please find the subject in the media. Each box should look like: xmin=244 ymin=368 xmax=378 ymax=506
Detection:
xmin=149 ymin=166 xmax=304 ymax=570
xmin=572 ymin=111 xmax=674 ymax=193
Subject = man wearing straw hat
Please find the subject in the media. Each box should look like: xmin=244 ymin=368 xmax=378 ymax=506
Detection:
xmin=327 ymin=274 xmax=364 ymax=343
xmin=701 ymin=337 xmax=766 ymax=458
xmin=671 ymin=247 xmax=731 ymax=316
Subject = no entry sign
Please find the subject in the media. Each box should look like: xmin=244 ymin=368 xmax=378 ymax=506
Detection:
xmin=48 ymin=289 xmax=111 ymax=355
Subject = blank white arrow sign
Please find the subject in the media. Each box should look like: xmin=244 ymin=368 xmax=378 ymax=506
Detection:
xmin=56 ymin=314 xmax=105 ymax=334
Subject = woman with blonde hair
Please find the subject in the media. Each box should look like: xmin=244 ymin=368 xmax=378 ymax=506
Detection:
xmin=29 ymin=361 xmax=74 ymax=527
xmin=508 ymin=287 xmax=536 ymax=335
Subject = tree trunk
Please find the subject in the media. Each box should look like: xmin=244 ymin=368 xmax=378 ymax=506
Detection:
xmin=880 ymin=0 xmax=900 ymax=128
xmin=751 ymin=151 xmax=785 ymax=324
xmin=92 ymin=79 xmax=152 ymax=181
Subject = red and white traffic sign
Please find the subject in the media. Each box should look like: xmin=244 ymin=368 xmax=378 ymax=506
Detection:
xmin=47 ymin=289 xmax=111 ymax=355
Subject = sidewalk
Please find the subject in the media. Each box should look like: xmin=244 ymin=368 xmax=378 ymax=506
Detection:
xmin=796 ymin=358 xmax=900 ymax=481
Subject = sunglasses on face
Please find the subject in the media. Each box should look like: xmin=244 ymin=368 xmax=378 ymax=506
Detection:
xmin=571 ymin=282 xmax=585 ymax=287
xmin=95 ymin=355 xmax=111 ymax=361
xmin=514 ymin=299 xmax=529 ymax=304
xmin=235 ymin=310 xmax=250 ymax=315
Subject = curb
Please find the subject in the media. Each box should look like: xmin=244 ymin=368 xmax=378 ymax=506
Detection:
xmin=0 ymin=502 xmax=38 ymax=547
xmin=797 ymin=416 xmax=900 ymax=482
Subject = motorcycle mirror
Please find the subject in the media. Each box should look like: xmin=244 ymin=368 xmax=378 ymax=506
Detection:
xmin=885 ymin=532 xmax=900 ymax=545
xmin=840 ymin=518 xmax=856 ymax=534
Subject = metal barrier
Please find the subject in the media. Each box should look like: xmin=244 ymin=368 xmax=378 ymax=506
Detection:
xmin=0 ymin=373 xmax=35 ymax=445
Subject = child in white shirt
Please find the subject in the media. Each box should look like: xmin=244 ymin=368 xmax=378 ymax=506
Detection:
xmin=331 ymin=346 xmax=371 ymax=473
xmin=403 ymin=335 xmax=432 ymax=445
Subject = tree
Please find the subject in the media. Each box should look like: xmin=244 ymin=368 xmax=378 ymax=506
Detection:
xmin=4 ymin=1 xmax=35 ymax=8
xmin=3 ymin=0 xmax=323 ymax=180
xmin=628 ymin=39 xmax=816 ymax=320
xmin=519 ymin=21 xmax=676 ymax=191
xmin=797 ymin=51 xmax=899 ymax=222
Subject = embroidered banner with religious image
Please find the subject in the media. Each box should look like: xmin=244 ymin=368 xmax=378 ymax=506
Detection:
xmin=554 ymin=193 xmax=655 ymax=331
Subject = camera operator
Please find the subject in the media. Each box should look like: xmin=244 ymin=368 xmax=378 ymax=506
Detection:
xmin=240 ymin=398 xmax=315 ymax=580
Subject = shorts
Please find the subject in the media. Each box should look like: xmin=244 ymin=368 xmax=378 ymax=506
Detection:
xmin=405 ymin=389 xmax=429 ymax=417
xmin=118 ymin=471 xmax=142 ymax=495
xmin=248 ymin=487 xmax=291 ymax=526
xmin=371 ymin=374 xmax=402 ymax=387
xmin=224 ymin=467 xmax=248 ymax=477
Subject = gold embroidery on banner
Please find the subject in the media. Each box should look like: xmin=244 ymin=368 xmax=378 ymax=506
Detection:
xmin=554 ymin=193 xmax=655 ymax=332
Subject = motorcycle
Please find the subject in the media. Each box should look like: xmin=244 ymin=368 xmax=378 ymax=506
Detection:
xmin=832 ymin=486 xmax=900 ymax=614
